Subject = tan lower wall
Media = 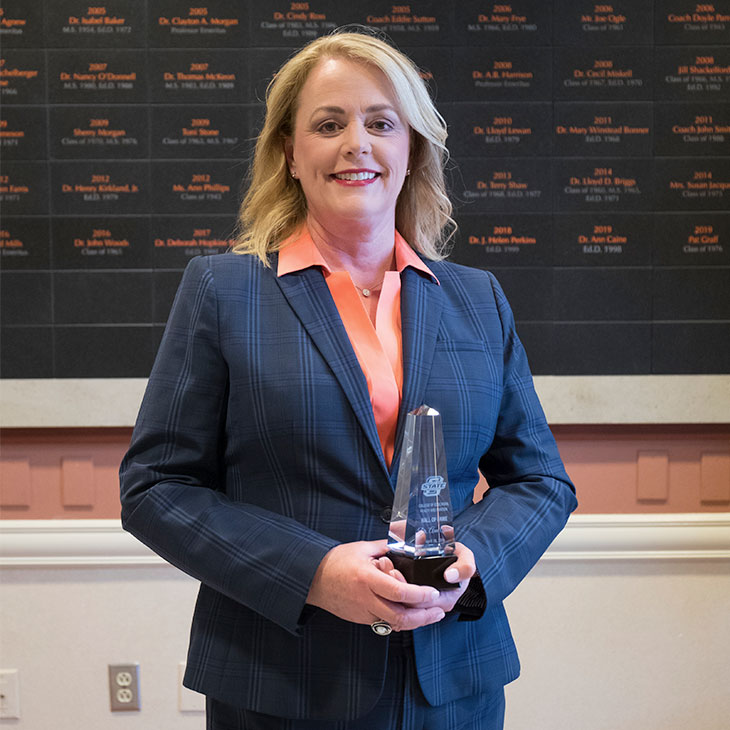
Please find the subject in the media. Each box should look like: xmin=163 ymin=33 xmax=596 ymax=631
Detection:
xmin=1 ymin=547 xmax=727 ymax=729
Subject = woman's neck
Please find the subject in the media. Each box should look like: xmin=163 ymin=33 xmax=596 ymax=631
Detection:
xmin=306 ymin=216 xmax=397 ymax=288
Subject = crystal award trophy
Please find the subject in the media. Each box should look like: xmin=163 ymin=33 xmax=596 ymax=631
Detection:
xmin=386 ymin=405 xmax=458 ymax=590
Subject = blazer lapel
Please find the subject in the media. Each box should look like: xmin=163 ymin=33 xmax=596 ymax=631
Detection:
xmin=390 ymin=265 xmax=443 ymax=480
xmin=273 ymin=257 xmax=390 ymax=478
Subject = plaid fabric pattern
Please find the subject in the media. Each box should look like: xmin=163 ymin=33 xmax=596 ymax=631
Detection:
xmin=120 ymin=252 xmax=577 ymax=720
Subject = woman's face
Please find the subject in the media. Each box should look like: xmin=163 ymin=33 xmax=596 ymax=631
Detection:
xmin=285 ymin=57 xmax=411 ymax=231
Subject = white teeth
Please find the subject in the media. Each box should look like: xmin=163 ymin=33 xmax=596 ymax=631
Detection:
xmin=335 ymin=172 xmax=377 ymax=181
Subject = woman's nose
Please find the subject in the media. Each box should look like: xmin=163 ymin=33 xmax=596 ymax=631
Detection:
xmin=342 ymin=122 xmax=371 ymax=155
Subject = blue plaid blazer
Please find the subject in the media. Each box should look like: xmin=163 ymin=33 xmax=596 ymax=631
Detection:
xmin=120 ymin=251 xmax=577 ymax=720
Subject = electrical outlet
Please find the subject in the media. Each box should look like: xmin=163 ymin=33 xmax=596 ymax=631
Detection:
xmin=0 ymin=669 xmax=20 ymax=719
xmin=108 ymin=664 xmax=140 ymax=712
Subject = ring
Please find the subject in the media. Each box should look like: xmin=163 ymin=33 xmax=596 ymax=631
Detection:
xmin=371 ymin=620 xmax=393 ymax=636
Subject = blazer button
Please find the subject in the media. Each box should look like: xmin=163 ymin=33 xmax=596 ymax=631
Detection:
xmin=380 ymin=507 xmax=392 ymax=523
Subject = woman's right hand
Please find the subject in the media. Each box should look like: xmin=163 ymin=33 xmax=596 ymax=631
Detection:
xmin=306 ymin=540 xmax=446 ymax=631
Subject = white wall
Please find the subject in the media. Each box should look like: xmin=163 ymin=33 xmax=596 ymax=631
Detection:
xmin=1 ymin=516 xmax=729 ymax=729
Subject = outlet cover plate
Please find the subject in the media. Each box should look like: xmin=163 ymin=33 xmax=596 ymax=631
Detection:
xmin=108 ymin=664 xmax=140 ymax=712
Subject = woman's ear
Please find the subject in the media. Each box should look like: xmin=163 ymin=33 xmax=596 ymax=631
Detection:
xmin=284 ymin=137 xmax=296 ymax=178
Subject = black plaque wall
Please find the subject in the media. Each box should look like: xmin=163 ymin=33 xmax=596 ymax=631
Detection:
xmin=1 ymin=1 xmax=728 ymax=377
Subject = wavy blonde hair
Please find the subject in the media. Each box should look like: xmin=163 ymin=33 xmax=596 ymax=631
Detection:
xmin=233 ymin=30 xmax=455 ymax=264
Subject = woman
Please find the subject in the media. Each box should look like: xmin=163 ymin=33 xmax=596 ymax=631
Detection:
xmin=120 ymin=30 xmax=577 ymax=730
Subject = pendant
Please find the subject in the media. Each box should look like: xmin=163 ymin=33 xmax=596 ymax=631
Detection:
xmin=361 ymin=288 xmax=371 ymax=297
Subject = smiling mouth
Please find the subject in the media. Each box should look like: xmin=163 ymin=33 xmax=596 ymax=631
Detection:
xmin=332 ymin=171 xmax=380 ymax=181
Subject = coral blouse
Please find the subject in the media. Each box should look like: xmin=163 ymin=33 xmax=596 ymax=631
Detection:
xmin=278 ymin=227 xmax=438 ymax=467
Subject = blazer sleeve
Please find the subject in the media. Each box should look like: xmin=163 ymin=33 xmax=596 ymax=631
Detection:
xmin=119 ymin=257 xmax=338 ymax=635
xmin=453 ymin=271 xmax=577 ymax=609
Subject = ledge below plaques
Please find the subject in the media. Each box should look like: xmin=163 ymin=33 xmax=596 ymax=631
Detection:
xmin=1 ymin=514 xmax=728 ymax=567
xmin=0 ymin=376 xmax=728 ymax=428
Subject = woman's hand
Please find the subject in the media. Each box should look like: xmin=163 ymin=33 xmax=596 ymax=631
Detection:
xmin=376 ymin=541 xmax=477 ymax=614
xmin=306 ymin=540 xmax=447 ymax=631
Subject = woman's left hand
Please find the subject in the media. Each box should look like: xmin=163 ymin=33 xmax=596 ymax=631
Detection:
xmin=376 ymin=541 xmax=476 ymax=614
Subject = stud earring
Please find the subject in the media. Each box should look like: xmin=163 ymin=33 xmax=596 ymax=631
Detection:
xmin=406 ymin=169 xmax=411 ymax=176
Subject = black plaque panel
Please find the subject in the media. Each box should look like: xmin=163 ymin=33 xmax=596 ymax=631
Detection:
xmin=248 ymin=48 xmax=303 ymax=104
xmin=655 ymin=158 xmax=730 ymax=211
xmin=655 ymin=46 xmax=730 ymax=101
xmin=554 ymin=46 xmax=653 ymax=100
xmin=0 ymin=272 xmax=52 ymax=325
xmin=444 ymin=103 xmax=552 ymax=157
xmin=553 ymin=323 xmax=651 ymax=374
xmin=0 ymin=0 xmax=44 ymax=48
xmin=654 ymin=102 xmax=730 ymax=156
xmin=154 ymin=271 xmax=186 ymax=324
xmin=49 ymin=106 xmax=149 ymax=159
xmin=45 ymin=1 xmax=147 ymax=48
xmin=48 ymin=49 xmax=147 ymax=104
xmin=0 ymin=327 xmax=53 ymax=378
xmin=489 ymin=268 xmax=553 ymax=322
xmin=151 ymin=105 xmax=253 ymax=159
xmin=653 ymin=213 xmax=730 ymax=265
xmin=351 ymin=1 xmax=453 ymax=47
xmin=554 ymin=268 xmax=652 ymax=321
xmin=151 ymin=161 xmax=242 ymax=214
xmin=50 ymin=162 xmax=149 ymax=215
xmin=553 ymin=102 xmax=653 ymax=157
xmin=0 ymin=162 xmax=49 ymax=215
xmin=151 ymin=216 xmax=236 ymax=270
xmin=54 ymin=326 xmax=156 ymax=377
xmin=454 ymin=0 xmax=551 ymax=45
xmin=149 ymin=49 xmax=249 ymax=103
xmin=52 ymin=218 xmax=151 ymax=270
xmin=453 ymin=47 xmax=551 ymax=101
xmin=455 ymin=158 xmax=551 ymax=213
xmin=514 ymin=322 xmax=554 ymax=375
xmin=654 ymin=268 xmax=730 ymax=320
xmin=148 ymin=1 xmax=248 ymax=48
xmin=0 ymin=49 xmax=46 ymax=104
xmin=451 ymin=214 xmax=552 ymax=268
xmin=0 ymin=218 xmax=51 ymax=270
xmin=394 ymin=46 xmax=453 ymax=102
xmin=553 ymin=158 xmax=653 ymax=211
xmin=54 ymin=271 xmax=152 ymax=325
xmin=0 ymin=106 xmax=47 ymax=160
xmin=653 ymin=323 xmax=730 ymax=374
xmin=655 ymin=0 xmax=730 ymax=45
xmin=553 ymin=0 xmax=653 ymax=46
xmin=554 ymin=214 xmax=652 ymax=266
xmin=248 ymin=0 xmax=343 ymax=47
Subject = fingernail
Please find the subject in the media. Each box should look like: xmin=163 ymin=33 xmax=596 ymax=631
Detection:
xmin=444 ymin=568 xmax=459 ymax=583
xmin=429 ymin=589 xmax=440 ymax=601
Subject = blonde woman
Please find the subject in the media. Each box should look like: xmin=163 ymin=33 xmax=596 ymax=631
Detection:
xmin=121 ymin=29 xmax=576 ymax=730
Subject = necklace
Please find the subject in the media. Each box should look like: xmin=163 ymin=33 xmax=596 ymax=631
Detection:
xmin=355 ymin=279 xmax=384 ymax=297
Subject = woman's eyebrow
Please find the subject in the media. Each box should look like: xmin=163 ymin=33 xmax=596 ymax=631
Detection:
xmin=309 ymin=104 xmax=398 ymax=117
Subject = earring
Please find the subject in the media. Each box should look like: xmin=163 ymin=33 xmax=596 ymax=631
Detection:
xmin=291 ymin=170 xmax=298 ymax=179
xmin=406 ymin=169 xmax=411 ymax=176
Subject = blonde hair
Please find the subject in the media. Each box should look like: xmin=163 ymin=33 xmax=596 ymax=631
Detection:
xmin=233 ymin=29 xmax=455 ymax=265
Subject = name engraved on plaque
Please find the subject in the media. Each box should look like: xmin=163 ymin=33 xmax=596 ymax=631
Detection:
xmin=459 ymin=159 xmax=551 ymax=212
xmin=153 ymin=3 xmax=245 ymax=46
xmin=0 ymin=51 xmax=44 ymax=104
xmin=555 ymin=160 xmax=651 ymax=210
xmin=654 ymin=214 xmax=729 ymax=264
xmin=657 ymin=160 xmax=730 ymax=209
xmin=0 ymin=1 xmax=44 ymax=47
xmin=655 ymin=103 xmax=730 ymax=155
xmin=152 ymin=218 xmax=235 ymax=269
xmin=0 ymin=107 xmax=47 ymax=160
xmin=554 ymin=0 xmax=653 ymax=44
xmin=458 ymin=0 xmax=550 ymax=43
xmin=657 ymin=1 xmax=730 ymax=43
xmin=256 ymin=1 xmax=337 ymax=43
xmin=554 ymin=103 xmax=652 ymax=156
xmin=362 ymin=3 xmax=443 ymax=39
xmin=456 ymin=48 xmax=550 ymax=100
xmin=658 ymin=48 xmax=730 ymax=99
xmin=0 ymin=163 xmax=47 ymax=214
xmin=0 ymin=220 xmax=51 ymax=269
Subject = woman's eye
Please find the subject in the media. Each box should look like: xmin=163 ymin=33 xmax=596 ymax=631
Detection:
xmin=371 ymin=120 xmax=394 ymax=131
xmin=317 ymin=121 xmax=340 ymax=134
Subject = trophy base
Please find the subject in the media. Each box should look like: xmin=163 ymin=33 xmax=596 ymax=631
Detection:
xmin=385 ymin=552 xmax=459 ymax=591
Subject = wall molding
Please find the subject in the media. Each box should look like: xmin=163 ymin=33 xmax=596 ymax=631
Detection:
xmin=1 ymin=514 xmax=728 ymax=567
